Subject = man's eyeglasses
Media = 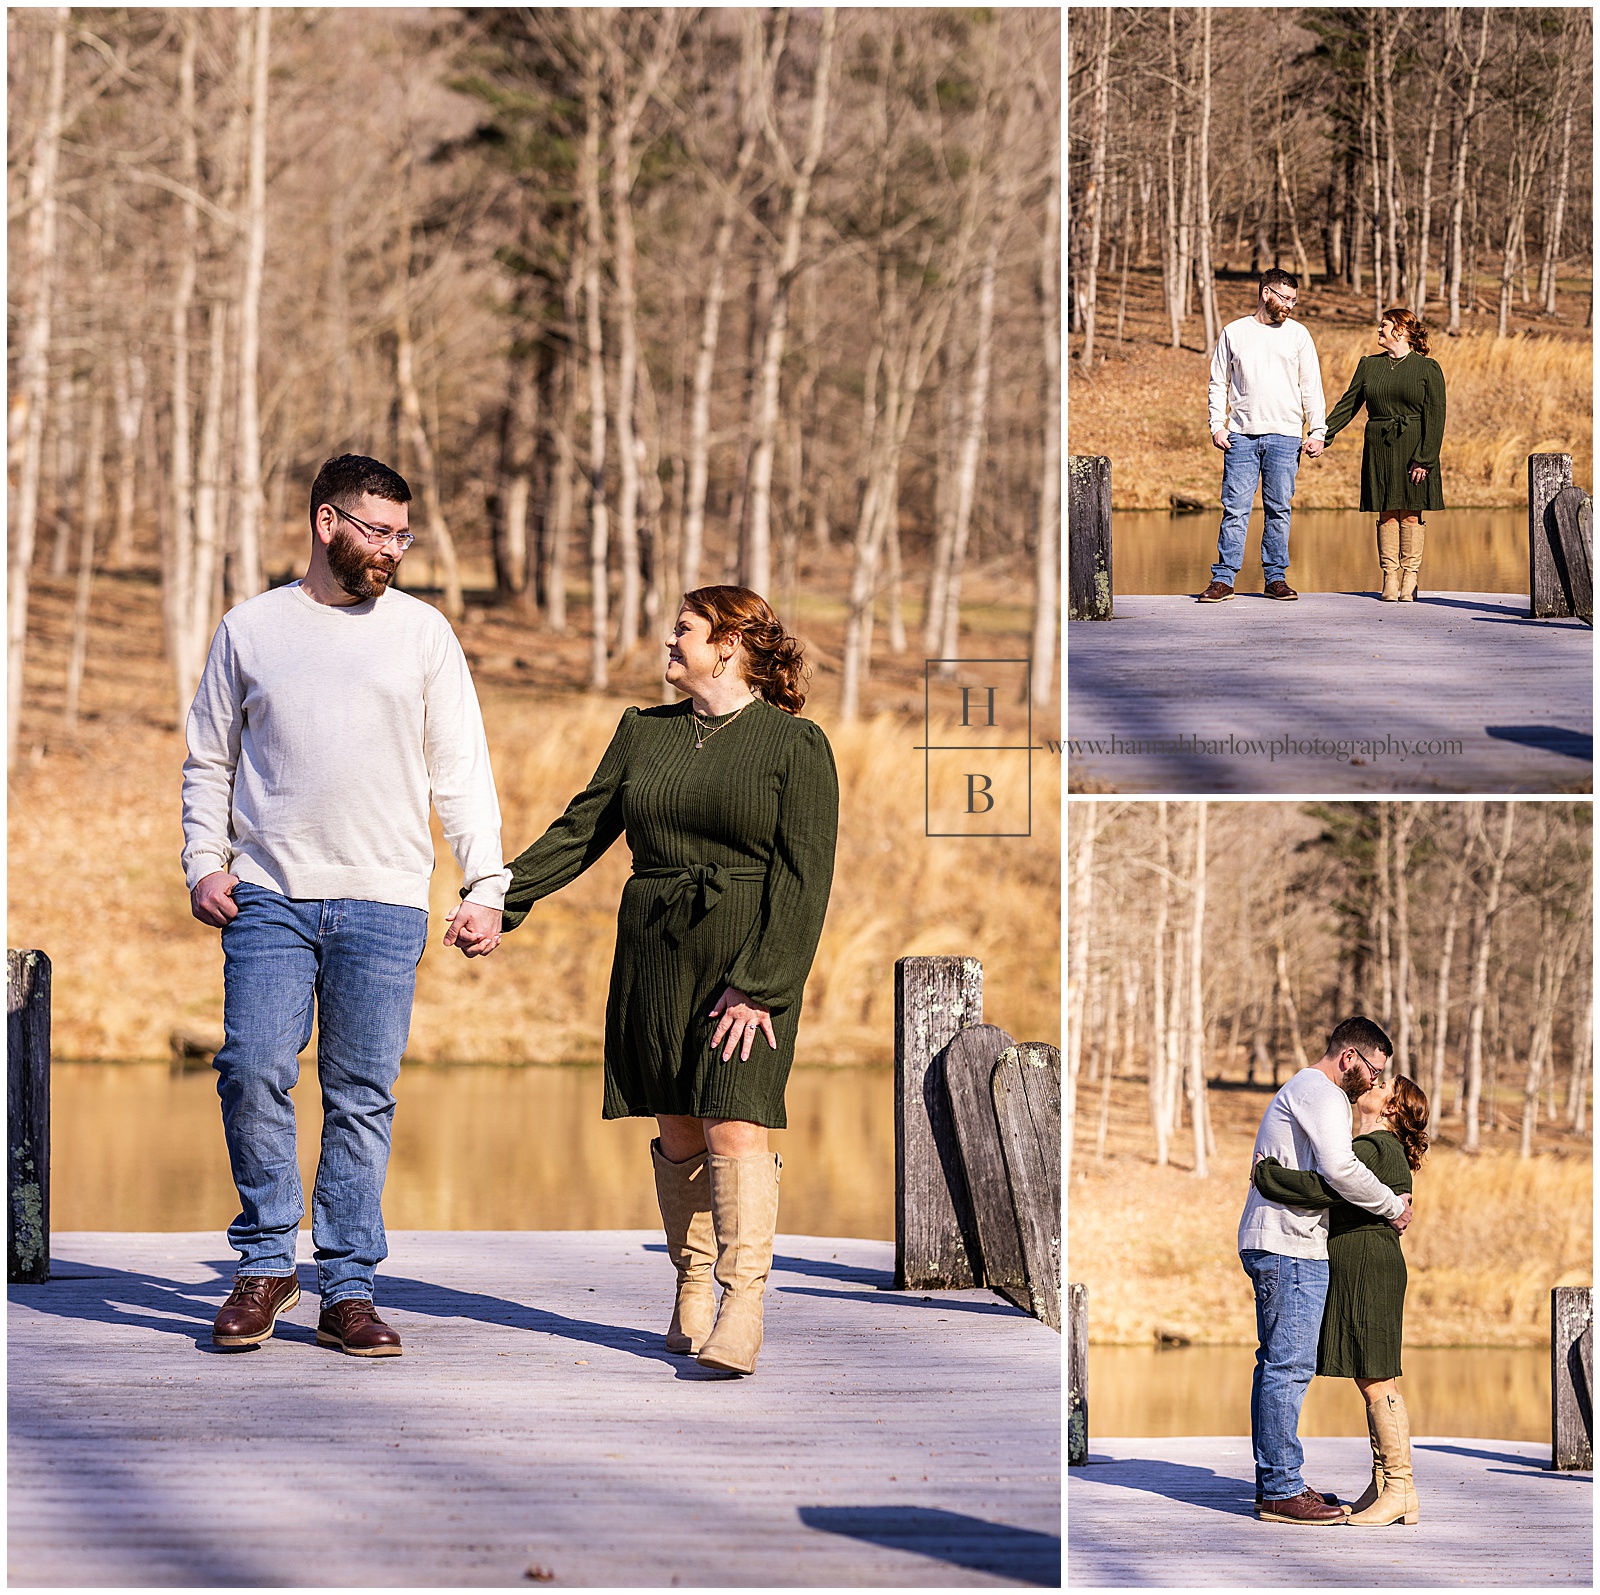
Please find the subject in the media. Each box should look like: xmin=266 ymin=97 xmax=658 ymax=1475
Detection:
xmin=1265 ymin=287 xmax=1299 ymax=309
xmin=1346 ymin=1047 xmax=1382 ymax=1084
xmin=331 ymin=504 xmax=414 ymax=552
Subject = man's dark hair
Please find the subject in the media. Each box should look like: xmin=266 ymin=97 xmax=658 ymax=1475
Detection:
xmin=1326 ymin=1015 xmax=1393 ymax=1060
xmin=1259 ymin=268 xmax=1299 ymax=295
xmin=309 ymin=454 xmax=411 ymax=530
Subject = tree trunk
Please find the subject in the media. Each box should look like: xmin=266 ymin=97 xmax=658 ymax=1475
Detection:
xmin=1163 ymin=10 xmax=1182 ymax=348
xmin=680 ymin=18 xmax=763 ymax=595
xmin=231 ymin=6 xmax=269 ymax=607
xmin=8 ymin=5 xmax=69 ymax=768
xmin=1464 ymin=802 xmax=1515 ymax=1153
xmin=1078 ymin=6 xmax=1111 ymax=369
xmin=191 ymin=301 xmax=228 ymax=668
xmin=1031 ymin=110 xmax=1061 ymax=709
xmin=65 ymin=387 xmax=106 ymax=732
xmin=744 ymin=7 xmax=835 ymax=598
xmin=581 ymin=46 xmax=609 ymax=688
xmin=1428 ymin=853 xmax=1467 ymax=1133
xmin=1195 ymin=11 xmax=1218 ymax=354
xmin=1447 ymin=9 xmax=1489 ymax=335
xmin=1187 ymin=802 xmax=1209 ymax=1178
xmin=1393 ymin=804 xmax=1415 ymax=1074
xmin=1380 ymin=11 xmax=1401 ymax=304
xmin=1150 ymin=801 xmax=1171 ymax=1167
xmin=111 ymin=351 xmax=146 ymax=569
xmin=1412 ymin=58 xmax=1444 ymax=312
xmin=394 ymin=294 xmax=462 ymax=621
xmin=1066 ymin=804 xmax=1098 ymax=1184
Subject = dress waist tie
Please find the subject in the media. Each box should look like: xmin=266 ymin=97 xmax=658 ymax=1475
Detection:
xmin=633 ymin=862 xmax=766 ymax=945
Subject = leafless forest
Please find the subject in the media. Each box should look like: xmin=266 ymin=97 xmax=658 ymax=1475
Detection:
xmin=1068 ymin=7 xmax=1594 ymax=364
xmin=1067 ymin=801 xmax=1593 ymax=1178
xmin=7 ymin=7 xmax=1061 ymax=768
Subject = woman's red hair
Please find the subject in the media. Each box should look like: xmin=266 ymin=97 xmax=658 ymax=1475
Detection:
xmin=680 ymin=586 xmax=810 ymax=714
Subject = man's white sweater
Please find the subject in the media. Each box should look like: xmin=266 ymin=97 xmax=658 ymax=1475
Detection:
xmin=181 ymin=581 xmax=510 ymax=914
xmin=1237 ymin=1067 xmax=1406 ymax=1260
xmin=1208 ymin=314 xmax=1327 ymax=441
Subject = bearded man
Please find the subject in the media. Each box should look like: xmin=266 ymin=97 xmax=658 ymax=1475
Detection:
xmin=1237 ymin=1016 xmax=1413 ymax=1523
xmin=181 ymin=453 xmax=509 ymax=1357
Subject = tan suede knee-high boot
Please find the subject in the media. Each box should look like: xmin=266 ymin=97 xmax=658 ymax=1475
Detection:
xmin=650 ymin=1139 xmax=716 ymax=1354
xmin=1348 ymin=1399 xmax=1386 ymax=1515
xmin=696 ymin=1151 xmax=780 ymax=1375
xmin=1377 ymin=520 xmax=1401 ymax=600
xmin=1347 ymin=1391 xmax=1419 ymax=1525
xmin=1397 ymin=521 xmax=1424 ymax=601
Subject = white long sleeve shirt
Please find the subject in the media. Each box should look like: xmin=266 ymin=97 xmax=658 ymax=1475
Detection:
xmin=1208 ymin=315 xmax=1327 ymax=441
xmin=1237 ymin=1067 xmax=1406 ymax=1260
xmin=181 ymin=581 xmax=511 ymax=914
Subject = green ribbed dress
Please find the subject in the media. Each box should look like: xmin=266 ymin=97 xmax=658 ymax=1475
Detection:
xmin=1323 ymin=353 xmax=1447 ymax=516
xmin=501 ymin=699 xmax=838 ymax=1128
xmin=1252 ymin=1129 xmax=1413 ymax=1379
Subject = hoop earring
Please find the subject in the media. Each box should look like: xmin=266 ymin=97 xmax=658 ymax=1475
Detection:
xmin=712 ymin=657 xmax=728 ymax=679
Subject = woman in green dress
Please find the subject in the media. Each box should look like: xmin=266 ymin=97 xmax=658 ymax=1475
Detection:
xmin=1252 ymin=1073 xmax=1430 ymax=1527
xmin=492 ymin=586 xmax=837 ymax=1376
xmin=1323 ymin=308 xmax=1446 ymax=602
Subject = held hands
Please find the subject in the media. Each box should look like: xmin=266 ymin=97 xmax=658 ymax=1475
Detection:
xmin=444 ymin=902 xmax=503 ymax=958
xmin=1302 ymin=437 xmax=1325 ymax=458
xmin=1388 ymin=1191 xmax=1414 ymax=1235
xmin=190 ymin=871 xmax=240 ymax=928
xmin=709 ymin=984 xmax=777 ymax=1062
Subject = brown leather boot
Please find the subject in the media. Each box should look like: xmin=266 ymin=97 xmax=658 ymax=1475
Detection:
xmin=1376 ymin=520 xmax=1401 ymax=600
xmin=212 ymin=1273 xmax=301 ymax=1348
xmin=1347 ymin=1391 xmax=1419 ymax=1525
xmin=1397 ymin=521 xmax=1424 ymax=601
xmin=651 ymin=1138 xmax=716 ymax=1354
xmin=317 ymin=1299 xmax=403 ymax=1357
xmin=696 ymin=1152 xmax=780 ymax=1376
xmin=1348 ymin=1399 xmax=1387 ymax=1514
xmin=1258 ymin=1487 xmax=1348 ymax=1524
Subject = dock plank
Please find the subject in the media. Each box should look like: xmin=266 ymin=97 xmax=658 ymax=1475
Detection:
xmin=1067 ymin=592 xmax=1592 ymax=793
xmin=1069 ymin=1435 xmax=1591 ymax=1587
xmin=9 ymin=1231 xmax=1060 ymax=1588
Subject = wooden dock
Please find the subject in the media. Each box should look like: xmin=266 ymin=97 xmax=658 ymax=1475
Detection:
xmin=1069 ymin=1435 xmax=1592 ymax=1587
xmin=1067 ymin=592 xmax=1593 ymax=793
xmin=8 ymin=1230 xmax=1060 ymax=1588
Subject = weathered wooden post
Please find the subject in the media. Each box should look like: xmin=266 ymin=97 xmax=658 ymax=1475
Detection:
xmin=1068 ymin=1283 xmax=1088 ymax=1466
xmin=894 ymin=955 xmax=984 ymax=1289
xmin=1552 ymin=1286 xmax=1593 ymax=1470
xmin=1529 ymin=454 xmax=1593 ymax=622
xmin=1068 ymin=455 xmax=1112 ymax=620
xmin=8 ymin=949 xmax=51 ymax=1284
xmin=992 ymin=1042 xmax=1062 ymax=1330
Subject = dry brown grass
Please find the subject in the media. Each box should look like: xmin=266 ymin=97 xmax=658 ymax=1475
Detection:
xmin=1070 ymin=1077 xmax=1592 ymax=1349
xmin=8 ymin=562 xmax=1059 ymax=1065
xmin=1067 ymin=265 xmax=1593 ymax=510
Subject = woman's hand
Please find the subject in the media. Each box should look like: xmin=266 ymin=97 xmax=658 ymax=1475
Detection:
xmin=709 ymin=985 xmax=777 ymax=1061
xmin=1409 ymin=464 xmax=1428 ymax=485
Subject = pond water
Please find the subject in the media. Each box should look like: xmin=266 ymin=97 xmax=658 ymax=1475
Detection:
xmin=49 ymin=1061 xmax=893 ymax=1240
xmin=1113 ymin=508 xmax=1527 ymax=596
xmin=1090 ymin=1344 xmax=1551 ymax=1443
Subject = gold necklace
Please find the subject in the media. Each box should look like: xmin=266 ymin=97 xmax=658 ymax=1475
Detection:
xmin=691 ymin=699 xmax=754 ymax=751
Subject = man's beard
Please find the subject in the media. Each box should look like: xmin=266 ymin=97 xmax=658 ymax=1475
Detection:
xmin=327 ymin=524 xmax=396 ymax=600
xmin=1339 ymin=1065 xmax=1369 ymax=1101
xmin=1263 ymin=302 xmax=1287 ymax=325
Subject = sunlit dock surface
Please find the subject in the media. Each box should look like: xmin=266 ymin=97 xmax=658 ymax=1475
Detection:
xmin=1067 ymin=591 xmax=1593 ymax=794
xmin=9 ymin=1231 xmax=1060 ymax=1588
xmin=1069 ymin=1435 xmax=1591 ymax=1587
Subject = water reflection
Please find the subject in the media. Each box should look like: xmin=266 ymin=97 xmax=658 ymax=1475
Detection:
xmin=50 ymin=1061 xmax=893 ymax=1239
xmin=1089 ymin=1344 xmax=1551 ymax=1442
xmin=1113 ymin=508 xmax=1527 ymax=596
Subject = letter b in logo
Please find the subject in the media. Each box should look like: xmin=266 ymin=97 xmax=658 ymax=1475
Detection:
xmin=966 ymin=774 xmax=995 ymax=813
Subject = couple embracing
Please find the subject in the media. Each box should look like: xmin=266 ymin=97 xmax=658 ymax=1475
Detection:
xmin=1239 ymin=1016 xmax=1431 ymax=1527
xmin=181 ymin=453 xmax=837 ymax=1378
xmin=1200 ymin=268 xmax=1448 ymax=604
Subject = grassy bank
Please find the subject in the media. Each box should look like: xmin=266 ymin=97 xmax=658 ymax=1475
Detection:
xmin=1069 ymin=1077 xmax=1592 ymax=1349
xmin=1067 ymin=265 xmax=1593 ymax=510
xmin=9 ymin=563 xmax=1059 ymax=1065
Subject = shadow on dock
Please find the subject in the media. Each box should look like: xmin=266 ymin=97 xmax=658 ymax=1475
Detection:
xmin=800 ymin=1505 xmax=1060 ymax=1586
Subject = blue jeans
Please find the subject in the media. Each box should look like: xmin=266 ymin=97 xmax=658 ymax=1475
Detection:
xmin=214 ymin=884 xmax=428 ymax=1304
xmin=1240 ymin=1249 xmax=1329 ymax=1501
xmin=1213 ymin=433 xmax=1301 ymax=585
